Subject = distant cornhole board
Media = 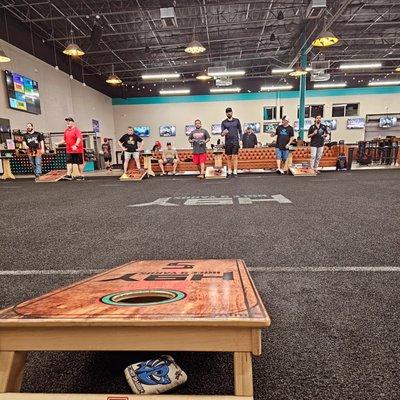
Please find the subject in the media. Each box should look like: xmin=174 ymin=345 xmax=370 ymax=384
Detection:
xmin=289 ymin=164 xmax=317 ymax=176
xmin=0 ymin=259 xmax=270 ymax=400
xmin=205 ymin=165 xmax=227 ymax=179
xmin=36 ymin=169 xmax=67 ymax=182
xmin=120 ymin=169 xmax=147 ymax=181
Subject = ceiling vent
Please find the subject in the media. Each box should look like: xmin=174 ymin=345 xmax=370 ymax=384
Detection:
xmin=311 ymin=69 xmax=330 ymax=81
xmin=306 ymin=0 xmax=327 ymax=19
xmin=311 ymin=60 xmax=330 ymax=70
xmin=160 ymin=8 xmax=177 ymax=27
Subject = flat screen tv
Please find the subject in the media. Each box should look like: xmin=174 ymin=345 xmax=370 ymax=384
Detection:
xmin=243 ymin=122 xmax=261 ymax=133
xmin=211 ymin=124 xmax=222 ymax=135
xmin=185 ymin=124 xmax=196 ymax=136
xmin=347 ymin=117 xmax=365 ymax=129
xmin=379 ymin=117 xmax=397 ymax=128
xmin=294 ymin=119 xmax=313 ymax=132
xmin=134 ymin=126 xmax=150 ymax=137
xmin=4 ymin=70 xmax=41 ymax=115
xmin=159 ymin=125 xmax=176 ymax=137
xmin=263 ymin=122 xmax=279 ymax=133
xmin=323 ymin=119 xmax=337 ymax=131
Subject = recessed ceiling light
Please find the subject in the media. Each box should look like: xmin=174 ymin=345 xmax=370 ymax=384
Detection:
xmin=208 ymin=70 xmax=245 ymax=77
xmin=210 ymin=87 xmax=241 ymax=93
xmin=339 ymin=63 xmax=382 ymax=70
xmin=260 ymin=85 xmax=293 ymax=91
xmin=142 ymin=73 xmax=180 ymax=79
xmin=368 ymin=80 xmax=400 ymax=86
xmin=313 ymin=83 xmax=347 ymax=88
xmin=159 ymin=89 xmax=190 ymax=95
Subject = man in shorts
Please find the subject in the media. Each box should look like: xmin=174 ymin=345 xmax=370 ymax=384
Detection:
xmin=188 ymin=119 xmax=210 ymax=179
xmin=270 ymin=116 xmax=294 ymax=174
xmin=63 ymin=117 xmax=85 ymax=180
xmin=221 ymin=107 xmax=242 ymax=177
xmin=158 ymin=142 xmax=179 ymax=175
xmin=102 ymin=138 xmax=112 ymax=171
xmin=118 ymin=126 xmax=143 ymax=178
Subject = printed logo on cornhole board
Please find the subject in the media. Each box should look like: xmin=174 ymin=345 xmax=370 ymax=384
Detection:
xmin=0 ymin=260 xmax=268 ymax=323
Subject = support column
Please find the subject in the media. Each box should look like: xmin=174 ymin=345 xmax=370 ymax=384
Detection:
xmin=298 ymin=31 xmax=307 ymax=140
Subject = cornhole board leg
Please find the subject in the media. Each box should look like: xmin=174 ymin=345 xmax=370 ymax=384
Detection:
xmin=205 ymin=166 xmax=227 ymax=179
xmin=119 ymin=170 xmax=147 ymax=181
xmin=289 ymin=166 xmax=317 ymax=176
xmin=36 ymin=170 xmax=67 ymax=183
xmin=142 ymin=156 xmax=155 ymax=177
xmin=234 ymin=352 xmax=253 ymax=397
xmin=0 ymin=351 xmax=27 ymax=393
xmin=0 ymin=394 xmax=252 ymax=399
xmin=0 ymin=160 xmax=15 ymax=180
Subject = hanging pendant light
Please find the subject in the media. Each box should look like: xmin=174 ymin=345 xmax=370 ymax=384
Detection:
xmin=106 ymin=64 xmax=122 ymax=85
xmin=289 ymin=66 xmax=308 ymax=77
xmin=0 ymin=48 xmax=11 ymax=63
xmin=312 ymin=30 xmax=339 ymax=47
xmin=185 ymin=40 xmax=206 ymax=54
xmin=196 ymin=71 xmax=211 ymax=80
xmin=63 ymin=29 xmax=85 ymax=56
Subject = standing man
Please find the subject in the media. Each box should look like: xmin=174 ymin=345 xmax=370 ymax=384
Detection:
xmin=64 ymin=117 xmax=85 ymax=180
xmin=102 ymin=138 xmax=112 ymax=171
xmin=23 ymin=122 xmax=44 ymax=180
xmin=221 ymin=107 xmax=242 ymax=177
xmin=308 ymin=115 xmax=329 ymax=173
xmin=242 ymin=127 xmax=258 ymax=149
xmin=188 ymin=119 xmax=210 ymax=179
xmin=270 ymin=116 xmax=294 ymax=175
xmin=158 ymin=142 xmax=179 ymax=176
xmin=118 ymin=126 xmax=143 ymax=179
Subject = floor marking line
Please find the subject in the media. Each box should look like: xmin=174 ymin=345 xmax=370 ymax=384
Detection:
xmin=0 ymin=269 xmax=105 ymax=276
xmin=248 ymin=266 xmax=400 ymax=272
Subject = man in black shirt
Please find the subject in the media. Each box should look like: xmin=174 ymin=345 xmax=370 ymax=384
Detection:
xmin=308 ymin=115 xmax=329 ymax=173
xmin=221 ymin=107 xmax=242 ymax=177
xmin=270 ymin=116 xmax=294 ymax=174
xmin=118 ymin=126 xmax=143 ymax=178
xmin=23 ymin=122 xmax=45 ymax=179
xmin=242 ymin=127 xmax=258 ymax=148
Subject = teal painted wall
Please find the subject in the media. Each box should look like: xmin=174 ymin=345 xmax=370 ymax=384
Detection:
xmin=113 ymin=86 xmax=400 ymax=106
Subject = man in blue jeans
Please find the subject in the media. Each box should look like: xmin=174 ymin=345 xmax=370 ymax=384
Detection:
xmin=270 ymin=116 xmax=294 ymax=174
xmin=23 ymin=122 xmax=45 ymax=180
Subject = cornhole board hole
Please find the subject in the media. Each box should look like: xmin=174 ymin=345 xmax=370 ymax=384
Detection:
xmin=119 ymin=170 xmax=147 ymax=181
xmin=36 ymin=170 xmax=67 ymax=183
xmin=289 ymin=165 xmax=317 ymax=176
xmin=205 ymin=166 xmax=227 ymax=179
xmin=0 ymin=259 xmax=270 ymax=400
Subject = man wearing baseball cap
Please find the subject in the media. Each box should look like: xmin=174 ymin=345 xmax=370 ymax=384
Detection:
xmin=270 ymin=116 xmax=294 ymax=174
xmin=221 ymin=107 xmax=242 ymax=177
xmin=63 ymin=117 xmax=85 ymax=180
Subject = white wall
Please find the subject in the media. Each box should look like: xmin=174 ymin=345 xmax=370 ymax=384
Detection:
xmin=113 ymin=91 xmax=400 ymax=150
xmin=0 ymin=39 xmax=115 ymax=140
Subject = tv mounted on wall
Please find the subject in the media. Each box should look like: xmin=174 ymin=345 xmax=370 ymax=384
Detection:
xmin=4 ymin=70 xmax=41 ymax=115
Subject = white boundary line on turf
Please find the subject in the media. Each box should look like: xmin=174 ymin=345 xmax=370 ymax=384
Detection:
xmin=1 ymin=266 xmax=400 ymax=276
xmin=248 ymin=266 xmax=400 ymax=272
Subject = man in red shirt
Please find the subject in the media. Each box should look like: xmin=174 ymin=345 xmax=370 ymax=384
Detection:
xmin=63 ymin=117 xmax=84 ymax=180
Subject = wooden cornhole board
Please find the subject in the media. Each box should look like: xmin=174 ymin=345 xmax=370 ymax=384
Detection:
xmin=289 ymin=164 xmax=317 ymax=176
xmin=36 ymin=170 xmax=67 ymax=183
xmin=0 ymin=259 xmax=270 ymax=400
xmin=119 ymin=169 xmax=147 ymax=181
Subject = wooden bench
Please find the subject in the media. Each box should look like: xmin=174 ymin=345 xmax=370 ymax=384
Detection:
xmin=128 ymin=146 xmax=345 ymax=173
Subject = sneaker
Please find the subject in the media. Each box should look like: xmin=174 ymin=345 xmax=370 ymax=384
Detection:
xmin=227 ymin=173 xmax=232 ymax=178
xmin=64 ymin=175 xmax=73 ymax=181
xmin=233 ymin=173 xmax=238 ymax=178
xmin=76 ymin=176 xmax=85 ymax=181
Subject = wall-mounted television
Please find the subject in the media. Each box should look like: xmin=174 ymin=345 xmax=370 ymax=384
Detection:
xmin=263 ymin=122 xmax=279 ymax=133
xmin=159 ymin=125 xmax=176 ymax=137
xmin=4 ymin=70 xmax=41 ymax=115
xmin=243 ymin=122 xmax=261 ymax=133
xmin=323 ymin=119 xmax=337 ymax=131
xmin=294 ymin=119 xmax=313 ymax=132
xmin=185 ymin=124 xmax=196 ymax=136
xmin=347 ymin=117 xmax=365 ymax=129
xmin=211 ymin=124 xmax=222 ymax=135
xmin=379 ymin=117 xmax=397 ymax=128
xmin=134 ymin=126 xmax=150 ymax=137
